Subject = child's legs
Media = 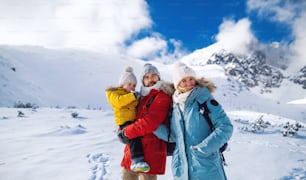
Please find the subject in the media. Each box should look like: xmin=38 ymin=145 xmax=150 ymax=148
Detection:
xmin=120 ymin=121 xmax=145 ymax=163
xmin=129 ymin=137 xmax=145 ymax=163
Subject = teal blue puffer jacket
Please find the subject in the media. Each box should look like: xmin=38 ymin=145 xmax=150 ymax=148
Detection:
xmin=171 ymin=85 xmax=233 ymax=180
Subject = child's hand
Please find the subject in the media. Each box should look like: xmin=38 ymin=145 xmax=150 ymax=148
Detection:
xmin=117 ymin=129 xmax=130 ymax=144
xmin=132 ymin=91 xmax=141 ymax=99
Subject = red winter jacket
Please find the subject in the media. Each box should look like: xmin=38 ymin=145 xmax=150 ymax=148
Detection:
xmin=121 ymin=82 xmax=173 ymax=174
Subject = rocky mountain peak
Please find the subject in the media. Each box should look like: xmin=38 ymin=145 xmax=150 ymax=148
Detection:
xmin=207 ymin=50 xmax=285 ymax=93
xmin=290 ymin=65 xmax=306 ymax=89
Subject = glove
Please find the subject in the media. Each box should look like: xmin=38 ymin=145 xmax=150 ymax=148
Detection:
xmin=132 ymin=91 xmax=141 ymax=99
xmin=117 ymin=129 xmax=130 ymax=144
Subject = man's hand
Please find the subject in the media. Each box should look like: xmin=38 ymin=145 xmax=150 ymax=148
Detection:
xmin=117 ymin=129 xmax=130 ymax=144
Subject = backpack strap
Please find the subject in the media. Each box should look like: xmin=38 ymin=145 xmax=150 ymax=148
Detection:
xmin=146 ymin=95 xmax=157 ymax=108
xmin=199 ymin=101 xmax=215 ymax=131
xmin=167 ymin=105 xmax=173 ymax=142
xmin=199 ymin=100 xmax=227 ymax=165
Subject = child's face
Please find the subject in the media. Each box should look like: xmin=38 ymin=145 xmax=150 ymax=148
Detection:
xmin=123 ymin=82 xmax=136 ymax=92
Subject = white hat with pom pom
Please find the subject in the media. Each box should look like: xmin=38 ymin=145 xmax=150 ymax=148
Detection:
xmin=173 ymin=62 xmax=196 ymax=89
xmin=119 ymin=66 xmax=137 ymax=86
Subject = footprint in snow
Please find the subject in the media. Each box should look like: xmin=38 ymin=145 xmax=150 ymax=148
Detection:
xmin=87 ymin=153 xmax=110 ymax=180
xmin=279 ymin=165 xmax=306 ymax=180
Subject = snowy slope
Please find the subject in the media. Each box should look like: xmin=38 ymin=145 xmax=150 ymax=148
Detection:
xmin=0 ymin=107 xmax=305 ymax=180
xmin=0 ymin=46 xmax=144 ymax=108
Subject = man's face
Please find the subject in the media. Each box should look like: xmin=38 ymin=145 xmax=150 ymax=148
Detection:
xmin=143 ymin=73 xmax=159 ymax=87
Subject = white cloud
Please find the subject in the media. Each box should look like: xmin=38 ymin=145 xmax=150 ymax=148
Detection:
xmin=126 ymin=34 xmax=186 ymax=63
xmin=247 ymin=0 xmax=306 ymax=71
xmin=0 ymin=0 xmax=186 ymax=62
xmin=126 ymin=34 xmax=167 ymax=59
xmin=290 ymin=10 xmax=306 ymax=71
xmin=215 ymin=18 xmax=257 ymax=55
xmin=247 ymin=0 xmax=298 ymax=23
xmin=154 ymin=38 xmax=186 ymax=64
xmin=0 ymin=0 xmax=151 ymax=52
xmin=215 ymin=17 xmax=292 ymax=69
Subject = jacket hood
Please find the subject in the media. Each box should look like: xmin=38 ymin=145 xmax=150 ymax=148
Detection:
xmin=105 ymin=86 xmax=122 ymax=91
xmin=106 ymin=81 xmax=175 ymax=96
xmin=195 ymin=77 xmax=216 ymax=93
xmin=159 ymin=81 xmax=175 ymax=96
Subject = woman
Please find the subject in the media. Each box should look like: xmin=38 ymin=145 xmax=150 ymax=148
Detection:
xmin=170 ymin=62 xmax=233 ymax=180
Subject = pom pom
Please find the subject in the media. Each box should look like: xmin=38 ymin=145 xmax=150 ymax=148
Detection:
xmin=125 ymin=66 xmax=133 ymax=72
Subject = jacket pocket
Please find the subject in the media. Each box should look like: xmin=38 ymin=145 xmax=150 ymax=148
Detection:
xmin=190 ymin=148 xmax=219 ymax=172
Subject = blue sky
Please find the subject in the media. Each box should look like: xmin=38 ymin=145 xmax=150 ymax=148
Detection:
xmin=0 ymin=0 xmax=305 ymax=66
xmin=145 ymin=0 xmax=293 ymax=51
xmin=147 ymin=0 xmax=247 ymax=50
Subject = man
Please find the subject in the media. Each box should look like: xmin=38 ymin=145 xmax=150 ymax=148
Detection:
xmin=118 ymin=63 xmax=174 ymax=180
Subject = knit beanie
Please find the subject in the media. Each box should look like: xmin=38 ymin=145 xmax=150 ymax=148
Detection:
xmin=119 ymin=66 xmax=137 ymax=86
xmin=141 ymin=63 xmax=160 ymax=80
xmin=173 ymin=62 xmax=196 ymax=89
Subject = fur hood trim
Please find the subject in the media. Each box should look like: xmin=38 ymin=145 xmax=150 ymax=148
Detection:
xmin=195 ymin=77 xmax=216 ymax=93
xmin=159 ymin=81 xmax=175 ymax=96
xmin=105 ymin=86 xmax=121 ymax=91
xmin=105 ymin=81 xmax=175 ymax=96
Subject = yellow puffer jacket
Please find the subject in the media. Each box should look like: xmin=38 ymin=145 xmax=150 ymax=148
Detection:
xmin=105 ymin=87 xmax=138 ymax=126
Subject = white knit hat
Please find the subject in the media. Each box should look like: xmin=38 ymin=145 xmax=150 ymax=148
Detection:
xmin=141 ymin=63 xmax=160 ymax=80
xmin=173 ymin=62 xmax=196 ymax=89
xmin=119 ymin=66 xmax=137 ymax=86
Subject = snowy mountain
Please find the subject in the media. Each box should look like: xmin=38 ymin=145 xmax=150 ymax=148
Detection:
xmin=208 ymin=50 xmax=284 ymax=90
xmin=1 ymin=44 xmax=306 ymax=180
xmin=290 ymin=65 xmax=306 ymax=89
xmin=208 ymin=50 xmax=306 ymax=93
xmin=180 ymin=43 xmax=306 ymax=104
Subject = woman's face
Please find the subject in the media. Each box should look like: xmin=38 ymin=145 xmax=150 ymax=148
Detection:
xmin=178 ymin=76 xmax=196 ymax=91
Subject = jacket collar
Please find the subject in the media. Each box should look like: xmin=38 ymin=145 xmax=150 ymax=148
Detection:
xmin=140 ymin=80 xmax=175 ymax=97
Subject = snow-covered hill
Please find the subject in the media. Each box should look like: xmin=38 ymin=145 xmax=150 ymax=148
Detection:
xmin=1 ymin=44 xmax=305 ymax=119
xmin=0 ymin=45 xmax=145 ymax=108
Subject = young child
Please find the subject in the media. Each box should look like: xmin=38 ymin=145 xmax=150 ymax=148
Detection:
xmin=105 ymin=66 xmax=150 ymax=172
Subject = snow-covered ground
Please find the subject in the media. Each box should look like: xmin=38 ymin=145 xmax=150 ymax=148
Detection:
xmin=0 ymin=107 xmax=305 ymax=180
